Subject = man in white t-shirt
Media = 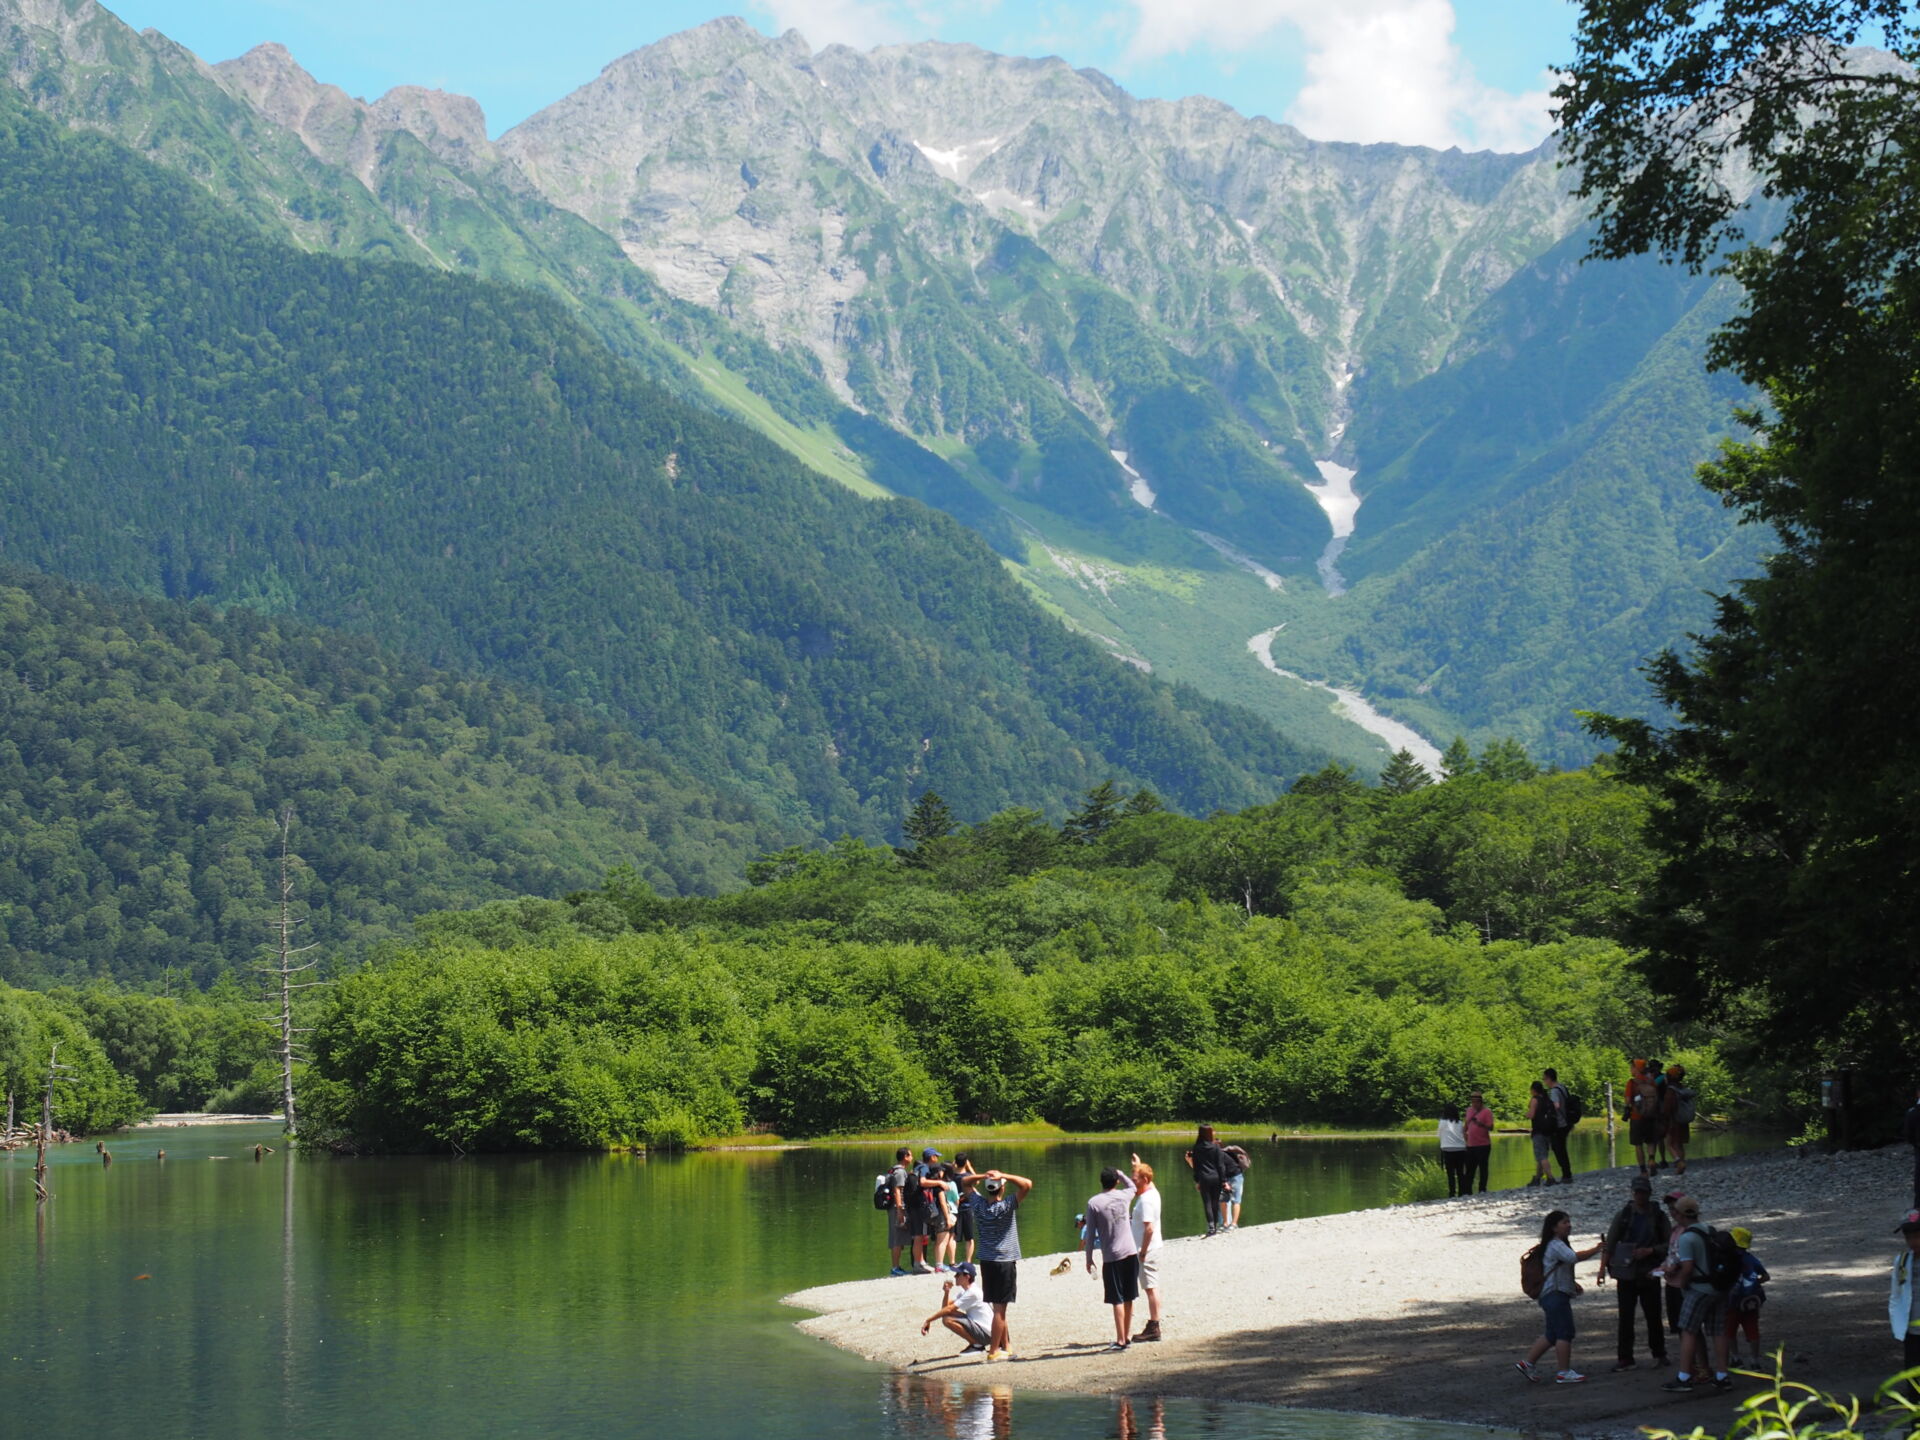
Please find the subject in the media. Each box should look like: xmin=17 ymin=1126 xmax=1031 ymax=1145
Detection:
xmin=919 ymin=1263 xmax=994 ymax=1354
xmin=1129 ymin=1153 xmax=1163 ymax=1342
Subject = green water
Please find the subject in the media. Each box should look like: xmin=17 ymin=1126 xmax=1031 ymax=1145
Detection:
xmin=2 ymin=1125 xmax=1762 ymax=1439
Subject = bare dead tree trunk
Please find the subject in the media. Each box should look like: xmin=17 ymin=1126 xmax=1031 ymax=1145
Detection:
xmin=259 ymin=808 xmax=326 ymax=1139
xmin=34 ymin=1041 xmax=66 ymax=1204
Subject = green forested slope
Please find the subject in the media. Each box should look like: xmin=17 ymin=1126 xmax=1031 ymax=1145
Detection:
xmin=0 ymin=571 xmax=780 ymax=987
xmin=0 ymin=94 xmax=1314 ymax=840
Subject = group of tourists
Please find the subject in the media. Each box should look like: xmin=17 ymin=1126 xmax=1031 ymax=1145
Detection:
xmin=891 ymin=1126 xmax=1255 ymax=1361
xmin=1626 ymin=1058 xmax=1697 ymax=1179
xmin=1519 ymin=1180 xmax=1772 ymax=1387
xmin=1435 ymin=1062 xmax=1697 ymax=1195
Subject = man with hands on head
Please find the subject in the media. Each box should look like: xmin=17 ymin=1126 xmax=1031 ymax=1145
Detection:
xmin=960 ymin=1167 xmax=1033 ymax=1361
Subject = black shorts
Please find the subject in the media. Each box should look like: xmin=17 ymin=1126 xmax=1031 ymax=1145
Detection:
xmin=979 ymin=1259 xmax=1017 ymax=1306
xmin=925 ymin=1208 xmax=949 ymax=1235
xmin=1101 ymin=1253 xmax=1141 ymax=1306
xmin=909 ymin=1209 xmax=930 ymax=1238
xmin=1629 ymin=1116 xmax=1665 ymax=1146
xmin=956 ymin=1206 xmax=977 ymax=1243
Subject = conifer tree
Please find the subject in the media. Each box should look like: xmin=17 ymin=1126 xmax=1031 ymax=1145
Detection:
xmin=1379 ymin=749 xmax=1433 ymax=794
xmin=900 ymin=790 xmax=956 ymax=866
xmin=1122 ymin=788 xmax=1164 ymax=817
xmin=1440 ymin=736 xmax=1474 ymax=780
xmin=1063 ymin=779 xmax=1122 ymax=844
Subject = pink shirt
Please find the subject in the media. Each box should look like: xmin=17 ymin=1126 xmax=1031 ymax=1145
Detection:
xmin=1464 ymin=1104 xmax=1495 ymax=1147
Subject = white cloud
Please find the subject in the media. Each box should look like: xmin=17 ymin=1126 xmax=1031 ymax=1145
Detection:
xmin=755 ymin=0 xmax=910 ymax=49
xmin=1121 ymin=0 xmax=1553 ymax=152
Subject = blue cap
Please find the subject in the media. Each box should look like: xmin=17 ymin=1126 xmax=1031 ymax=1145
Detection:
xmin=953 ymin=1262 xmax=977 ymax=1278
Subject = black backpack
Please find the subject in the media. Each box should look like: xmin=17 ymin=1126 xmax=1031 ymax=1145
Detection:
xmin=873 ymin=1173 xmax=894 ymax=1211
xmin=1560 ymin=1087 xmax=1585 ymax=1127
xmin=1690 ymin=1225 xmax=1742 ymax=1292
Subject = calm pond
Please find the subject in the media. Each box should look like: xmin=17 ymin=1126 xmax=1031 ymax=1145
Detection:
xmin=3 ymin=1125 xmax=1764 ymax=1438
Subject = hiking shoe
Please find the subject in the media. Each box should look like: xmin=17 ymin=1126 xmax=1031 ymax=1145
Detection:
xmin=1516 ymin=1362 xmax=1540 ymax=1383
xmin=1132 ymin=1323 xmax=1161 ymax=1342
xmin=1541 ymin=1177 xmax=1557 ymax=1187
xmin=1524 ymin=1177 xmax=1541 ymax=1188
xmin=1661 ymin=1378 xmax=1694 ymax=1393
xmin=1555 ymin=1371 xmax=1587 ymax=1385
xmin=889 ymin=1266 xmax=908 ymax=1277
xmin=1611 ymin=1361 xmax=1637 ymax=1372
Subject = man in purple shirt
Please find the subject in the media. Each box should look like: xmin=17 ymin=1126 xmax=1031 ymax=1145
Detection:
xmin=1083 ymin=1165 xmax=1140 ymax=1352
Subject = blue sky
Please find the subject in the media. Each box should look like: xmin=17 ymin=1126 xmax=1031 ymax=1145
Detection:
xmin=107 ymin=0 xmax=1578 ymax=151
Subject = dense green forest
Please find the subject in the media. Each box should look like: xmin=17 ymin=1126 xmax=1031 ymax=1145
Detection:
xmin=0 ymin=89 xmax=1317 ymax=847
xmin=0 ymin=570 xmax=781 ymax=988
xmin=282 ymin=755 xmax=1718 ymax=1151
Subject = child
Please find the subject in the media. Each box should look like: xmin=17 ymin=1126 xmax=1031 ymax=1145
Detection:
xmin=1893 ymin=1209 xmax=1920 ymax=1381
xmin=920 ymin=1263 xmax=993 ymax=1355
xmin=1724 ymin=1226 xmax=1772 ymax=1366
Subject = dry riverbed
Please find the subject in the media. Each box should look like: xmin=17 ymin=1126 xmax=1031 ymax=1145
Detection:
xmin=787 ymin=1146 xmax=1914 ymax=1437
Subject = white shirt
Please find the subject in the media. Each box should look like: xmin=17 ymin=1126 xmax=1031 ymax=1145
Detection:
xmin=1130 ymin=1184 xmax=1162 ymax=1255
xmin=952 ymin=1282 xmax=992 ymax=1328
xmin=1437 ymin=1119 xmax=1466 ymax=1149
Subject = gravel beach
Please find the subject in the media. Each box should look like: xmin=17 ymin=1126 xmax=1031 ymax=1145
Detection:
xmin=786 ymin=1145 xmax=1915 ymax=1436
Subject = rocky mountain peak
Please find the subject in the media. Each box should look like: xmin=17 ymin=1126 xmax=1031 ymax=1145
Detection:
xmin=215 ymin=42 xmax=380 ymax=180
xmin=369 ymin=85 xmax=496 ymax=165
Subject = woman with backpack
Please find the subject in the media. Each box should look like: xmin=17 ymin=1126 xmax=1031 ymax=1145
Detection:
xmin=1437 ymin=1102 xmax=1469 ymax=1197
xmin=1518 ymin=1209 xmax=1603 ymax=1384
xmin=1184 ymin=1124 xmax=1233 ymax=1236
xmin=1221 ymin=1143 xmax=1252 ymax=1231
xmin=1630 ymin=1061 xmax=1667 ymax=1178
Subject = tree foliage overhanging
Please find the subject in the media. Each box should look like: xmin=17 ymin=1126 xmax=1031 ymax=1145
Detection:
xmin=1559 ymin=1 xmax=1920 ymax=1090
xmin=293 ymin=758 xmax=1729 ymax=1151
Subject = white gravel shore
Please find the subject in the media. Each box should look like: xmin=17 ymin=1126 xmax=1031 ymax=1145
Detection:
xmin=787 ymin=1146 xmax=1915 ymax=1436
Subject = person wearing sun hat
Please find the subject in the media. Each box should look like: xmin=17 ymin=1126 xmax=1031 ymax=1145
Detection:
xmin=1892 ymin=1209 xmax=1920 ymax=1380
xmin=1722 ymin=1226 xmax=1771 ymax=1367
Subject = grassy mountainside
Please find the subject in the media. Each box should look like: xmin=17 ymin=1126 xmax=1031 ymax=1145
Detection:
xmin=0 ymin=92 xmax=1317 ymax=844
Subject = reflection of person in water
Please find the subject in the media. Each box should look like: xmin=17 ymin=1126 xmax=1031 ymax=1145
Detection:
xmin=1117 ymin=1394 xmax=1167 ymax=1440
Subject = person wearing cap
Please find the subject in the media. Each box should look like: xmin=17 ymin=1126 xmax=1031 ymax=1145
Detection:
xmin=1890 ymin=1209 xmax=1920 ymax=1381
xmin=1084 ymin=1163 xmax=1141 ymax=1352
xmin=1660 ymin=1195 xmax=1733 ymax=1393
xmin=1598 ymin=1174 xmax=1671 ymax=1371
xmin=919 ymin=1263 xmax=994 ymax=1355
xmin=1722 ymin=1227 xmax=1770 ymax=1366
xmin=961 ymin=1167 xmax=1033 ymax=1360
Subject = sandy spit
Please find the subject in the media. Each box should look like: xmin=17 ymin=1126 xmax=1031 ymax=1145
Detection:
xmin=786 ymin=1147 xmax=1914 ymax=1437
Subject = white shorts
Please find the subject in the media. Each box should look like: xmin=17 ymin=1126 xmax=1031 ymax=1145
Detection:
xmin=1139 ymin=1246 xmax=1160 ymax=1291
